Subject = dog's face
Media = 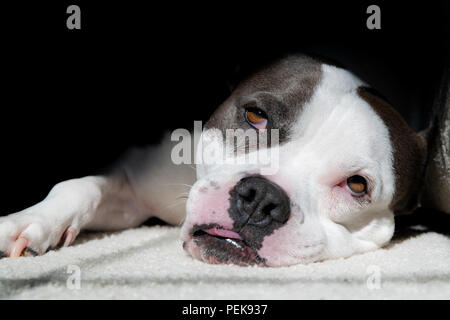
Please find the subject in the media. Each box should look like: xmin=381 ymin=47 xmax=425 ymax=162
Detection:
xmin=181 ymin=55 xmax=426 ymax=267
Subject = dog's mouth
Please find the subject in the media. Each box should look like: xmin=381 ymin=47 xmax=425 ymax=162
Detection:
xmin=185 ymin=225 xmax=266 ymax=266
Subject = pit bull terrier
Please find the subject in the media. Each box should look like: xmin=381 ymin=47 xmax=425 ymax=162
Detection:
xmin=0 ymin=54 xmax=448 ymax=266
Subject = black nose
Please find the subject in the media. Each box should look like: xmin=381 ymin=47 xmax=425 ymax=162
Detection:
xmin=229 ymin=175 xmax=291 ymax=229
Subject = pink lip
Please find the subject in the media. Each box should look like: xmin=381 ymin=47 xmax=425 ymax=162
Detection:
xmin=203 ymin=228 xmax=242 ymax=240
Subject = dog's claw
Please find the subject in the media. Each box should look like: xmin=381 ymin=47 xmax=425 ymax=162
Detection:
xmin=63 ymin=227 xmax=77 ymax=247
xmin=10 ymin=237 xmax=28 ymax=258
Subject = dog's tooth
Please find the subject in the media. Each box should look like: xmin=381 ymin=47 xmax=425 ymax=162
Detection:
xmin=225 ymin=238 xmax=243 ymax=250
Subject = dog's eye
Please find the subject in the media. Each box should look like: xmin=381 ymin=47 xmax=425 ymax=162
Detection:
xmin=346 ymin=175 xmax=367 ymax=195
xmin=245 ymin=108 xmax=268 ymax=129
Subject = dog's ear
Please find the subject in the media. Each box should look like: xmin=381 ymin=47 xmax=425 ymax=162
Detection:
xmin=357 ymin=86 xmax=427 ymax=215
xmin=421 ymin=54 xmax=450 ymax=215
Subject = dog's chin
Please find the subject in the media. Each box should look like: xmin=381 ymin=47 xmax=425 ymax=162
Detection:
xmin=183 ymin=229 xmax=266 ymax=267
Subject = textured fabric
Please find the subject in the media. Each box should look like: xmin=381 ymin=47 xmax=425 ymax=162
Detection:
xmin=1 ymin=225 xmax=449 ymax=299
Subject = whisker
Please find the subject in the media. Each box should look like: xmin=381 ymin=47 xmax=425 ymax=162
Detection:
xmin=155 ymin=183 xmax=193 ymax=188
xmin=160 ymin=200 xmax=186 ymax=211
xmin=177 ymin=217 xmax=186 ymax=227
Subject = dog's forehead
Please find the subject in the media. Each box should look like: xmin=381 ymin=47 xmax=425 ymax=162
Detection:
xmin=204 ymin=55 xmax=323 ymax=141
xmin=233 ymin=55 xmax=323 ymax=103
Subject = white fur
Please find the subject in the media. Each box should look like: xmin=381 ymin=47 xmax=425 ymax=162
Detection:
xmin=0 ymin=176 xmax=107 ymax=255
xmin=286 ymin=64 xmax=396 ymax=260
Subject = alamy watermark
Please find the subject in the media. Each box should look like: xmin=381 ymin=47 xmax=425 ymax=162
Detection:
xmin=366 ymin=5 xmax=381 ymax=30
xmin=66 ymin=5 xmax=81 ymax=30
xmin=366 ymin=265 xmax=381 ymax=290
xmin=66 ymin=4 xmax=381 ymax=31
xmin=170 ymin=121 xmax=280 ymax=175
xmin=66 ymin=264 xmax=81 ymax=290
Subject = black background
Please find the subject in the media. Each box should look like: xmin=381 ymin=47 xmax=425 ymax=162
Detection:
xmin=0 ymin=300 xmax=446 ymax=318
xmin=0 ymin=1 xmax=448 ymax=216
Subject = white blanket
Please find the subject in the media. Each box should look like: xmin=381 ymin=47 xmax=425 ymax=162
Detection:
xmin=1 ymin=225 xmax=449 ymax=299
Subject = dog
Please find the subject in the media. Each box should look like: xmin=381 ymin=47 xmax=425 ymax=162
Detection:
xmin=0 ymin=54 xmax=448 ymax=266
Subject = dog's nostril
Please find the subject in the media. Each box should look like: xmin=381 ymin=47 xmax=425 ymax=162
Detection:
xmin=239 ymin=188 xmax=256 ymax=202
xmin=269 ymin=204 xmax=289 ymax=223
xmin=262 ymin=203 xmax=277 ymax=217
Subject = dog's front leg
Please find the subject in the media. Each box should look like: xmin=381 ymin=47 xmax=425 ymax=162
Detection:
xmin=0 ymin=133 xmax=196 ymax=258
xmin=0 ymin=173 xmax=148 ymax=258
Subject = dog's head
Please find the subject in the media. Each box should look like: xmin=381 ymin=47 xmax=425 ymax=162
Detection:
xmin=181 ymin=54 xmax=427 ymax=267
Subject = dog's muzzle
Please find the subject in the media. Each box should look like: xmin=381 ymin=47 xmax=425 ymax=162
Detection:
xmin=186 ymin=175 xmax=292 ymax=266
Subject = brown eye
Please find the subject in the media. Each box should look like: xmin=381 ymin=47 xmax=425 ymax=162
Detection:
xmin=245 ymin=108 xmax=268 ymax=129
xmin=347 ymin=175 xmax=367 ymax=195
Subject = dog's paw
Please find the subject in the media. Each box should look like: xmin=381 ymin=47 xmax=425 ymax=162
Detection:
xmin=0 ymin=211 xmax=78 ymax=258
